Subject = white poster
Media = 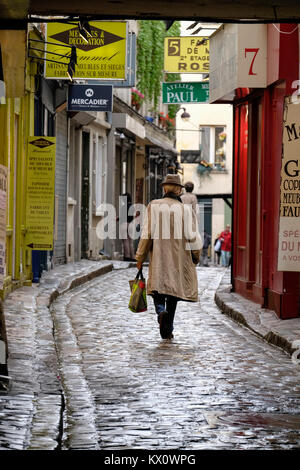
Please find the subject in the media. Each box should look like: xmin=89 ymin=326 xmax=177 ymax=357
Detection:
xmin=278 ymin=98 xmax=300 ymax=271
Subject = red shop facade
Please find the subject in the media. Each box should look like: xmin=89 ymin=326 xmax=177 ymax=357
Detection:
xmin=210 ymin=23 xmax=300 ymax=319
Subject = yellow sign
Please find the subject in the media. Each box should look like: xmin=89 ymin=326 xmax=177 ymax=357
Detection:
xmin=45 ymin=21 xmax=127 ymax=80
xmin=164 ymin=37 xmax=209 ymax=73
xmin=0 ymin=164 xmax=7 ymax=288
xmin=26 ymin=137 xmax=56 ymax=250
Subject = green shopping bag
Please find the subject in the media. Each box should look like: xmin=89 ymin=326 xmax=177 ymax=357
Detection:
xmin=128 ymin=269 xmax=147 ymax=313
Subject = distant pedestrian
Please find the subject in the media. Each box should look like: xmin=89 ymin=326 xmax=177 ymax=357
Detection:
xmin=181 ymin=181 xmax=198 ymax=216
xmin=219 ymin=224 xmax=232 ymax=267
xmin=213 ymin=234 xmax=221 ymax=265
xmin=120 ymin=193 xmax=135 ymax=261
xmin=201 ymin=229 xmax=211 ymax=266
xmin=135 ymin=174 xmax=202 ymax=339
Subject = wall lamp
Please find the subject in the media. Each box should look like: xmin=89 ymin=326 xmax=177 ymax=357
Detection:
xmin=178 ymin=107 xmax=191 ymax=121
xmin=67 ymin=46 xmax=77 ymax=81
xmin=78 ymin=19 xmax=93 ymax=43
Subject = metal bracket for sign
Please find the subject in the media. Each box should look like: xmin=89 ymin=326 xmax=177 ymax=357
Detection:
xmin=88 ymin=33 xmax=136 ymax=88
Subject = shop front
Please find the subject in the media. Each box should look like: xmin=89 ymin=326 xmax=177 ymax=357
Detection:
xmin=210 ymin=23 xmax=300 ymax=319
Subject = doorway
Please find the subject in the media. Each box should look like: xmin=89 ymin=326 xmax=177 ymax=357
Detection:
xmin=81 ymin=131 xmax=90 ymax=259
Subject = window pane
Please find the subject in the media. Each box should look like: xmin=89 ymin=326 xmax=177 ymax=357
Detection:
xmin=200 ymin=126 xmax=210 ymax=161
xmin=215 ymin=126 xmax=226 ymax=168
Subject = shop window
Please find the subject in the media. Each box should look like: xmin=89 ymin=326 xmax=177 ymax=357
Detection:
xmin=199 ymin=125 xmax=226 ymax=170
xmin=93 ymin=135 xmax=107 ymax=214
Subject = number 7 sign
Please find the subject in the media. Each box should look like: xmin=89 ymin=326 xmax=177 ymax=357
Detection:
xmin=244 ymin=48 xmax=259 ymax=76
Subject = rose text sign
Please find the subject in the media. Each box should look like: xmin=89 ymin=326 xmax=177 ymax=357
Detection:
xmin=164 ymin=37 xmax=209 ymax=73
xmin=45 ymin=21 xmax=127 ymax=80
xmin=278 ymin=99 xmax=300 ymax=271
xmin=26 ymin=137 xmax=56 ymax=251
xmin=162 ymin=81 xmax=209 ymax=104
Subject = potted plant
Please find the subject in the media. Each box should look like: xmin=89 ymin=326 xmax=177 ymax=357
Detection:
xmin=131 ymin=88 xmax=145 ymax=111
xmin=218 ymin=131 xmax=227 ymax=141
xmin=158 ymin=112 xmax=166 ymax=127
xmin=197 ymin=160 xmax=213 ymax=176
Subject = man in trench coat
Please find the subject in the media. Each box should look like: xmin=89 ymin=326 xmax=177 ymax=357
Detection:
xmin=135 ymin=174 xmax=202 ymax=339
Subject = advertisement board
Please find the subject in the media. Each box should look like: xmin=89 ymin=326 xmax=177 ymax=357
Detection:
xmin=278 ymin=98 xmax=300 ymax=271
xmin=0 ymin=165 xmax=7 ymax=289
xmin=209 ymin=24 xmax=267 ymax=103
xmin=162 ymin=81 xmax=209 ymax=104
xmin=164 ymin=37 xmax=209 ymax=73
xmin=45 ymin=21 xmax=127 ymax=80
xmin=67 ymin=84 xmax=113 ymax=111
xmin=26 ymin=137 xmax=56 ymax=251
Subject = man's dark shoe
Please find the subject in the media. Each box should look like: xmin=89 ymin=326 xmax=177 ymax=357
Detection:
xmin=158 ymin=311 xmax=173 ymax=339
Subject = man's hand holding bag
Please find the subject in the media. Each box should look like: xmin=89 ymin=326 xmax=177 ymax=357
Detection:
xmin=128 ymin=268 xmax=147 ymax=313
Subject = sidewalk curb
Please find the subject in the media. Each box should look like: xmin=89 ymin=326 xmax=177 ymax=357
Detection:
xmin=214 ymin=270 xmax=299 ymax=358
xmin=2 ymin=260 xmax=114 ymax=450
xmin=46 ymin=263 xmax=114 ymax=306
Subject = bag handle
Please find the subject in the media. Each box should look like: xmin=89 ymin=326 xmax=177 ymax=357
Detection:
xmin=136 ymin=268 xmax=144 ymax=280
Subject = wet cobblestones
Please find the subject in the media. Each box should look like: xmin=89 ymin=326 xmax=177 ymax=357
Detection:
xmin=51 ymin=266 xmax=300 ymax=450
xmin=0 ymin=260 xmax=113 ymax=450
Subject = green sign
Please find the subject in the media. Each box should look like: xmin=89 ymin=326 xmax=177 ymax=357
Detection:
xmin=162 ymin=81 xmax=209 ymax=104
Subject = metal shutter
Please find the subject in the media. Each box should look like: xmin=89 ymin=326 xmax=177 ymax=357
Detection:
xmin=54 ymin=110 xmax=67 ymax=265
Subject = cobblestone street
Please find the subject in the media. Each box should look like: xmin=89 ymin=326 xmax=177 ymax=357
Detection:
xmin=50 ymin=266 xmax=300 ymax=450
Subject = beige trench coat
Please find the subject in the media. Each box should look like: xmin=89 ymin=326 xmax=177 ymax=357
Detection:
xmin=135 ymin=196 xmax=203 ymax=302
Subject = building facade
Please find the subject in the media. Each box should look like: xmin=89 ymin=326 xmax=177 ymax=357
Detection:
xmin=210 ymin=23 xmax=300 ymax=319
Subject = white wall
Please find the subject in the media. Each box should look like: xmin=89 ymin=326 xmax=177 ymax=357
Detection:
xmin=177 ymin=21 xmax=233 ymax=253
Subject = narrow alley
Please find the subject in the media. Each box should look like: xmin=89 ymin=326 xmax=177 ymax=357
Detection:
xmin=49 ymin=266 xmax=300 ymax=450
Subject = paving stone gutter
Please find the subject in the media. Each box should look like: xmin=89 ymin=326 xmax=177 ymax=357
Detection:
xmin=215 ymin=269 xmax=300 ymax=359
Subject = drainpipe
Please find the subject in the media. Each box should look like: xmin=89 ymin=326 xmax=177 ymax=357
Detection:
xmin=231 ymin=105 xmax=236 ymax=292
xmin=104 ymin=112 xmax=116 ymax=258
xmin=0 ymin=298 xmax=9 ymax=387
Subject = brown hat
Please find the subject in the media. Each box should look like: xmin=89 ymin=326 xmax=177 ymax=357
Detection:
xmin=161 ymin=173 xmax=184 ymax=187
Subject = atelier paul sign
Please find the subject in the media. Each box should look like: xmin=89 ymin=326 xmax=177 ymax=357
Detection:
xmin=67 ymin=84 xmax=113 ymax=112
xmin=162 ymin=81 xmax=209 ymax=104
xmin=164 ymin=37 xmax=209 ymax=73
xmin=25 ymin=137 xmax=56 ymax=251
xmin=278 ymin=99 xmax=300 ymax=271
xmin=45 ymin=21 xmax=127 ymax=80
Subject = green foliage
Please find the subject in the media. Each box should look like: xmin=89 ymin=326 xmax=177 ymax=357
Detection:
xmin=137 ymin=20 xmax=181 ymax=112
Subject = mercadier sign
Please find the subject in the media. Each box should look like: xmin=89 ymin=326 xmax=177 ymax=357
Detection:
xmin=162 ymin=82 xmax=209 ymax=104
xmin=67 ymin=84 xmax=113 ymax=112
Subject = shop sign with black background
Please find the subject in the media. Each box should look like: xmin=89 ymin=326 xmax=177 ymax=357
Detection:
xmin=67 ymin=84 xmax=113 ymax=112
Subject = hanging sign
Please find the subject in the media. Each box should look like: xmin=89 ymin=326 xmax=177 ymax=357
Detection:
xmin=0 ymin=165 xmax=7 ymax=289
xmin=45 ymin=21 xmax=127 ymax=80
xmin=209 ymin=24 xmax=267 ymax=103
xmin=67 ymin=84 xmax=113 ymax=111
xmin=278 ymin=98 xmax=300 ymax=271
xmin=162 ymin=81 xmax=209 ymax=104
xmin=164 ymin=37 xmax=209 ymax=73
xmin=25 ymin=137 xmax=56 ymax=251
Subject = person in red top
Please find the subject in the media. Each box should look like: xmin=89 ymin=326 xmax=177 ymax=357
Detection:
xmin=219 ymin=224 xmax=232 ymax=267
